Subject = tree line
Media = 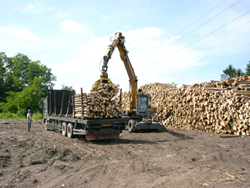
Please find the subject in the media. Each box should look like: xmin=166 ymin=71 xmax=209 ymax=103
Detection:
xmin=0 ymin=52 xmax=249 ymax=117
xmin=220 ymin=62 xmax=250 ymax=80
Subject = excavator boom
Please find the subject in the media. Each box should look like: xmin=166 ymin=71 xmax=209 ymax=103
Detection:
xmin=93 ymin=32 xmax=138 ymax=111
xmin=117 ymin=37 xmax=138 ymax=110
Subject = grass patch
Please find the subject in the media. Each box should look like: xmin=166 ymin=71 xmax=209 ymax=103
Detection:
xmin=0 ymin=111 xmax=43 ymax=120
xmin=32 ymin=111 xmax=43 ymax=120
xmin=0 ymin=112 xmax=25 ymax=120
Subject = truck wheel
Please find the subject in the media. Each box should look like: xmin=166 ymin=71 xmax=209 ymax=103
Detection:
xmin=62 ymin=122 xmax=67 ymax=137
xmin=67 ymin=123 xmax=74 ymax=138
xmin=128 ymin=120 xmax=135 ymax=133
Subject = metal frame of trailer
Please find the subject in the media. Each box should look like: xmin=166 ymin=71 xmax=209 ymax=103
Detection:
xmin=43 ymin=89 xmax=127 ymax=140
xmin=45 ymin=116 xmax=126 ymax=135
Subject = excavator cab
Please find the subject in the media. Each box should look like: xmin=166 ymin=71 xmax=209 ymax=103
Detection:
xmin=136 ymin=94 xmax=149 ymax=116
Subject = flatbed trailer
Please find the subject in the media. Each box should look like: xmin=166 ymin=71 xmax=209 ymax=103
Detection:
xmin=43 ymin=89 xmax=126 ymax=141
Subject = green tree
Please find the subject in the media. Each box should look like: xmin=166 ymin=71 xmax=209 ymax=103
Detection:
xmin=0 ymin=52 xmax=57 ymax=113
xmin=0 ymin=52 xmax=56 ymax=103
xmin=0 ymin=77 xmax=47 ymax=114
xmin=236 ymin=68 xmax=245 ymax=77
xmin=220 ymin=64 xmax=236 ymax=79
xmin=220 ymin=64 xmax=245 ymax=80
xmin=245 ymin=61 xmax=250 ymax=76
xmin=221 ymin=64 xmax=245 ymax=80
xmin=0 ymin=52 xmax=7 ymax=102
xmin=16 ymin=77 xmax=46 ymax=112
xmin=62 ymin=84 xmax=73 ymax=91
xmin=5 ymin=53 xmax=56 ymax=94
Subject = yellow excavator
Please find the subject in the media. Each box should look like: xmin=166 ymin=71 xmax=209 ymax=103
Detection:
xmin=92 ymin=32 xmax=166 ymax=132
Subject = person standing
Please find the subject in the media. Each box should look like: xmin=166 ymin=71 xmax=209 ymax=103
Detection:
xmin=27 ymin=109 xmax=32 ymax=132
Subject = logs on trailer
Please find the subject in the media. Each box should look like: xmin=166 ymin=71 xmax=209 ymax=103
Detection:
xmin=74 ymin=83 xmax=122 ymax=119
xmin=119 ymin=79 xmax=250 ymax=135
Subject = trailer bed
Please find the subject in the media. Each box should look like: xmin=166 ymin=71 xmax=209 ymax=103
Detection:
xmin=43 ymin=89 xmax=126 ymax=141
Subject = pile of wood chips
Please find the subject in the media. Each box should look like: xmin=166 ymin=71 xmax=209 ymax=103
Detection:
xmin=120 ymin=78 xmax=250 ymax=135
xmin=74 ymin=83 xmax=122 ymax=119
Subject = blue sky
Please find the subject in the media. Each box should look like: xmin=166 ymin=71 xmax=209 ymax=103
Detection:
xmin=0 ymin=0 xmax=249 ymax=93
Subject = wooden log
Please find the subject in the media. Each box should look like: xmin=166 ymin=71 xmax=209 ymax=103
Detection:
xmin=73 ymin=83 xmax=122 ymax=119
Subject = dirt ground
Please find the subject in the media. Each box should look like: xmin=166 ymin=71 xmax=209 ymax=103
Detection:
xmin=0 ymin=120 xmax=250 ymax=188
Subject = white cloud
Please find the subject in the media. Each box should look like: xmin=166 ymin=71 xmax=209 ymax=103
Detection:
xmin=54 ymin=9 xmax=70 ymax=19
xmin=0 ymin=25 xmax=47 ymax=43
xmin=120 ymin=28 xmax=206 ymax=72
xmin=58 ymin=20 xmax=93 ymax=37
xmin=14 ymin=1 xmax=54 ymax=13
xmin=52 ymin=28 xmax=205 ymax=92
xmin=125 ymin=27 xmax=164 ymax=42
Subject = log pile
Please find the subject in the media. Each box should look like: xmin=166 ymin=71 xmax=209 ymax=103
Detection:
xmin=115 ymin=83 xmax=177 ymax=110
xmin=119 ymin=80 xmax=250 ymax=135
xmin=140 ymin=82 xmax=177 ymax=107
xmin=114 ymin=91 xmax=131 ymax=110
xmin=155 ymin=88 xmax=249 ymax=135
xmin=74 ymin=83 xmax=122 ymax=119
xmin=182 ymin=76 xmax=250 ymax=91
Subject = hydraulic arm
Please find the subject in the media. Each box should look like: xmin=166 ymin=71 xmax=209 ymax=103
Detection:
xmin=92 ymin=32 xmax=138 ymax=111
xmin=92 ymin=32 xmax=166 ymax=132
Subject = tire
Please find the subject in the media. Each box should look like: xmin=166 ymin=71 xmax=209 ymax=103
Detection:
xmin=62 ymin=122 xmax=67 ymax=137
xmin=67 ymin=123 xmax=74 ymax=138
xmin=128 ymin=120 xmax=135 ymax=133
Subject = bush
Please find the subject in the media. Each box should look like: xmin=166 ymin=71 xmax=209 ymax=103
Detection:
xmin=17 ymin=108 xmax=27 ymax=117
xmin=32 ymin=111 xmax=43 ymax=120
xmin=0 ymin=112 xmax=25 ymax=120
xmin=0 ymin=111 xmax=42 ymax=120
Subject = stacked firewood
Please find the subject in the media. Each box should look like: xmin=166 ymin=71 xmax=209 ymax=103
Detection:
xmin=115 ymin=83 xmax=177 ymax=110
xmin=119 ymin=81 xmax=250 ymax=135
xmin=114 ymin=91 xmax=131 ymax=110
xmin=145 ymin=82 xmax=177 ymax=89
xmin=154 ymin=88 xmax=249 ymax=135
xmin=182 ymin=76 xmax=250 ymax=91
xmin=74 ymin=83 xmax=122 ymax=119
xmin=233 ymin=76 xmax=250 ymax=91
xmin=139 ymin=82 xmax=177 ymax=107
xmin=140 ymin=82 xmax=177 ymax=90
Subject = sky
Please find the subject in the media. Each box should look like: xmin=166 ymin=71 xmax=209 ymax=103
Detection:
xmin=0 ymin=0 xmax=250 ymax=93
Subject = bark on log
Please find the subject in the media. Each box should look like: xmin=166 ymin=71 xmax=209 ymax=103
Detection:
xmin=73 ymin=83 xmax=121 ymax=119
